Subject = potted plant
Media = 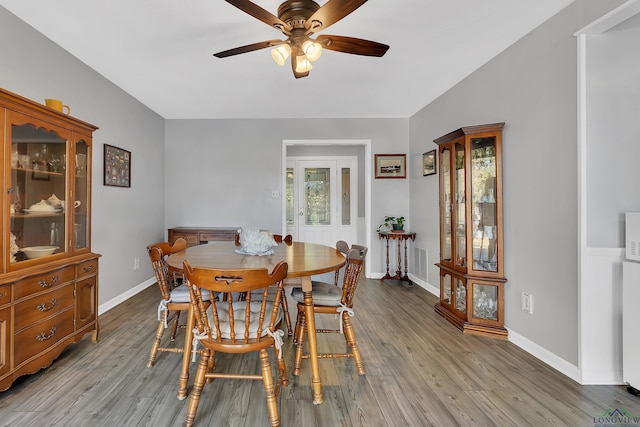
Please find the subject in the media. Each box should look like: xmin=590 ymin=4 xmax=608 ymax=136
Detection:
xmin=377 ymin=216 xmax=405 ymax=233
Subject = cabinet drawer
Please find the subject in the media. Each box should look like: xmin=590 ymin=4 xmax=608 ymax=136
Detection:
xmin=14 ymin=266 xmax=75 ymax=301
xmin=199 ymin=231 xmax=236 ymax=242
xmin=14 ymin=284 xmax=74 ymax=332
xmin=0 ymin=285 xmax=10 ymax=307
xmin=14 ymin=307 xmax=74 ymax=366
xmin=76 ymin=259 xmax=98 ymax=278
xmin=171 ymin=233 xmax=199 ymax=246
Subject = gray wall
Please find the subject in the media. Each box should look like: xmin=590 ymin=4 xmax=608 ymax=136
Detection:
xmin=586 ymin=12 xmax=640 ymax=247
xmin=164 ymin=118 xmax=409 ymax=272
xmin=0 ymin=7 xmax=166 ymax=306
xmin=408 ymin=0 xmax=624 ymax=365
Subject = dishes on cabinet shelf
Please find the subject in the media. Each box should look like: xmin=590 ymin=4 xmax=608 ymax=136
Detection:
xmin=21 ymin=245 xmax=59 ymax=259
xmin=22 ymin=208 xmax=62 ymax=214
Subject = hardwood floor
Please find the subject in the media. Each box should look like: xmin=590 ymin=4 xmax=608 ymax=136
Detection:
xmin=0 ymin=278 xmax=637 ymax=426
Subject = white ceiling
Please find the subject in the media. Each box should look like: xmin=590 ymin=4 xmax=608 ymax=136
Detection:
xmin=0 ymin=0 xmax=573 ymax=119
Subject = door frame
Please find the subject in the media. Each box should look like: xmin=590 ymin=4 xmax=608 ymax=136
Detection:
xmin=282 ymin=139 xmax=372 ymax=278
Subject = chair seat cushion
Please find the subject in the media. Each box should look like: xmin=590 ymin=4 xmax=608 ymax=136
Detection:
xmin=207 ymin=301 xmax=281 ymax=339
xmin=169 ymin=284 xmax=211 ymax=303
xmin=291 ymin=282 xmax=342 ymax=306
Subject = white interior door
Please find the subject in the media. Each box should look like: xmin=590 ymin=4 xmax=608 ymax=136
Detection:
xmin=286 ymin=157 xmax=357 ymax=246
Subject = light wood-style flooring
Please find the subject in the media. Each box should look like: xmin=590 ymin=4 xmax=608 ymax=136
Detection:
xmin=0 ymin=278 xmax=638 ymax=426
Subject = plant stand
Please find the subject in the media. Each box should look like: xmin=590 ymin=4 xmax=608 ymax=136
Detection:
xmin=378 ymin=231 xmax=416 ymax=286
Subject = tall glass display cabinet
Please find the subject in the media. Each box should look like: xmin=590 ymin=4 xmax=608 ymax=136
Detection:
xmin=0 ymin=88 xmax=100 ymax=391
xmin=434 ymin=122 xmax=507 ymax=338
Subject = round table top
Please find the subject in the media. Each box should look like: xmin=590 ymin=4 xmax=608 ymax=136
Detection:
xmin=166 ymin=241 xmax=345 ymax=278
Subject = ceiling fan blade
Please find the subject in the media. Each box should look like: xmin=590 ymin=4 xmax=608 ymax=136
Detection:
xmin=305 ymin=0 xmax=368 ymax=32
xmin=225 ymin=0 xmax=292 ymax=32
xmin=316 ymin=35 xmax=389 ymax=57
xmin=214 ymin=39 xmax=285 ymax=58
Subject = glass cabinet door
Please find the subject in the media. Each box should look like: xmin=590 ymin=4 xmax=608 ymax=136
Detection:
xmin=470 ymin=136 xmax=498 ymax=272
xmin=9 ymin=119 xmax=70 ymax=265
xmin=440 ymin=271 xmax=452 ymax=307
xmin=454 ymin=142 xmax=466 ymax=268
xmin=471 ymin=282 xmax=499 ymax=322
xmin=454 ymin=277 xmax=466 ymax=315
xmin=440 ymin=146 xmax=452 ymax=264
xmin=73 ymin=138 xmax=89 ymax=250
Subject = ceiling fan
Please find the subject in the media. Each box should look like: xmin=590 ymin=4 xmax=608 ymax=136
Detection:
xmin=214 ymin=0 xmax=390 ymax=78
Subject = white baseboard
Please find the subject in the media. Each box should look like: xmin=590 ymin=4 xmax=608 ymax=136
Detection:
xmin=408 ymin=273 xmax=439 ymax=296
xmin=507 ymin=328 xmax=582 ymax=383
xmin=98 ymin=277 xmax=156 ymax=315
xmin=411 ymin=274 xmax=586 ymax=384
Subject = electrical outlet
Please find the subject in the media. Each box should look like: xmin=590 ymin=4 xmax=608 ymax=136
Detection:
xmin=271 ymin=190 xmax=280 ymax=198
xmin=134 ymin=256 xmax=140 ymax=270
xmin=521 ymin=292 xmax=533 ymax=314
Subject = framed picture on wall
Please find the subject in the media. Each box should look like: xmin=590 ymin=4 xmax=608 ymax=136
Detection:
xmin=423 ymin=149 xmax=436 ymax=176
xmin=375 ymin=154 xmax=406 ymax=179
xmin=104 ymin=144 xmax=131 ymax=188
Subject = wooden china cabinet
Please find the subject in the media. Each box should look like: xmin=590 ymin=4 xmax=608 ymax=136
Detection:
xmin=0 ymin=88 xmax=100 ymax=391
xmin=434 ymin=123 xmax=507 ymax=339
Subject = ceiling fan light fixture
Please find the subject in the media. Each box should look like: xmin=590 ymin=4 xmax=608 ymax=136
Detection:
xmin=294 ymin=54 xmax=312 ymax=73
xmin=271 ymin=43 xmax=291 ymax=66
xmin=302 ymin=39 xmax=322 ymax=62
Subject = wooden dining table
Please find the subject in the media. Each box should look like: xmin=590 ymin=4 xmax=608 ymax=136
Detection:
xmin=165 ymin=240 xmax=346 ymax=405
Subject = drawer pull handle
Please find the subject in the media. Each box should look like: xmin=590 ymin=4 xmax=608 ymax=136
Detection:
xmin=82 ymin=264 xmax=95 ymax=272
xmin=38 ymin=276 xmax=59 ymax=288
xmin=36 ymin=326 xmax=57 ymax=342
xmin=37 ymin=298 xmax=58 ymax=312
xmin=0 ymin=292 xmax=4 ymax=299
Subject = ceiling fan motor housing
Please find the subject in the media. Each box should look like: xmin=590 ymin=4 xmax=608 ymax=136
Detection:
xmin=278 ymin=0 xmax=320 ymax=28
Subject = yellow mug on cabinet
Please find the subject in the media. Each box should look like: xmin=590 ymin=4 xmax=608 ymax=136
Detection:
xmin=44 ymin=99 xmax=70 ymax=115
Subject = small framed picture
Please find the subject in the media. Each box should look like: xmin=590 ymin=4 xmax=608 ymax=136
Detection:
xmin=423 ymin=149 xmax=437 ymax=176
xmin=375 ymin=154 xmax=406 ymax=179
xmin=104 ymin=144 xmax=131 ymax=188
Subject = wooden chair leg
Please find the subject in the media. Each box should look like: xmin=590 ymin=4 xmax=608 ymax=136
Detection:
xmin=184 ymin=348 xmax=210 ymax=427
xmin=147 ymin=319 xmax=165 ymax=368
xmin=342 ymin=314 xmax=365 ymax=375
xmin=170 ymin=310 xmax=180 ymax=341
xmin=205 ymin=351 xmax=215 ymax=384
xmin=293 ymin=307 xmax=304 ymax=344
xmin=280 ymin=288 xmax=293 ymax=336
xmin=260 ymin=348 xmax=280 ymax=427
xmin=293 ymin=308 xmax=306 ymax=376
xmin=275 ymin=342 xmax=289 ymax=390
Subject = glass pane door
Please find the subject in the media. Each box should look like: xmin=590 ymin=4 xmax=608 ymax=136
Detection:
xmin=10 ymin=122 xmax=68 ymax=264
xmin=454 ymin=142 xmax=466 ymax=267
xmin=286 ymin=167 xmax=294 ymax=226
xmin=441 ymin=147 xmax=452 ymax=263
xmin=304 ymin=167 xmax=331 ymax=226
xmin=472 ymin=283 xmax=498 ymax=321
xmin=73 ymin=139 xmax=89 ymax=250
xmin=295 ymin=160 xmax=337 ymax=246
xmin=470 ymin=137 xmax=497 ymax=272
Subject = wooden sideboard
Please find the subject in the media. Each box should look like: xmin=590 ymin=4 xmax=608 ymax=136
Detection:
xmin=167 ymin=227 xmax=238 ymax=247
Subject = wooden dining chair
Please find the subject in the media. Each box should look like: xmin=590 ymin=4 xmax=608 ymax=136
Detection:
xmin=183 ymin=260 xmax=289 ymax=427
xmin=146 ymin=238 xmax=211 ymax=368
xmin=273 ymin=234 xmax=293 ymax=244
xmin=238 ymin=232 xmax=293 ymax=335
xmin=292 ymin=240 xmax=349 ymax=341
xmin=291 ymin=245 xmax=368 ymax=376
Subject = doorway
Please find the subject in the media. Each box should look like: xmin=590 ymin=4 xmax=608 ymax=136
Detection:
xmin=282 ymin=140 xmax=372 ymax=278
